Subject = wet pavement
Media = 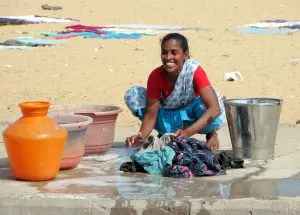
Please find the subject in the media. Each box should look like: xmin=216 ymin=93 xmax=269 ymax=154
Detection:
xmin=1 ymin=125 xmax=300 ymax=214
xmin=0 ymin=144 xmax=300 ymax=200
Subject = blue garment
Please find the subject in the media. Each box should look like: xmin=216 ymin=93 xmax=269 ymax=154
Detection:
xmin=16 ymin=37 xmax=65 ymax=46
xmin=131 ymin=146 xmax=175 ymax=174
xmin=238 ymin=26 xmax=298 ymax=35
xmin=124 ymin=86 xmax=226 ymax=134
xmin=43 ymin=31 xmax=150 ymax=39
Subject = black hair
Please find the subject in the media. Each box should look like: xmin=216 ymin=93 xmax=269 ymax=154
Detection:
xmin=161 ymin=33 xmax=189 ymax=53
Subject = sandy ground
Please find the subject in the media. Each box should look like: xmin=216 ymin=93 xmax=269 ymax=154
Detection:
xmin=0 ymin=0 xmax=299 ymax=127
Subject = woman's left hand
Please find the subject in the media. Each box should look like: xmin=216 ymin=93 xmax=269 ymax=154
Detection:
xmin=174 ymin=129 xmax=192 ymax=138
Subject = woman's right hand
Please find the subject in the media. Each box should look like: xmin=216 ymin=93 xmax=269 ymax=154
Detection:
xmin=126 ymin=131 xmax=146 ymax=147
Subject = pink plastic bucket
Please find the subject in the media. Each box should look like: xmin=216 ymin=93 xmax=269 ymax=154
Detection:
xmin=49 ymin=104 xmax=122 ymax=155
xmin=49 ymin=113 xmax=93 ymax=169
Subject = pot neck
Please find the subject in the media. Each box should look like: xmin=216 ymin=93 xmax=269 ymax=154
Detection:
xmin=19 ymin=101 xmax=50 ymax=117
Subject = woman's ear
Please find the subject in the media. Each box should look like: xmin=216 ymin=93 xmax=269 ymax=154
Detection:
xmin=184 ymin=51 xmax=190 ymax=60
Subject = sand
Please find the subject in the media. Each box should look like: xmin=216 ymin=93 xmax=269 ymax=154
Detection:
xmin=0 ymin=0 xmax=299 ymax=127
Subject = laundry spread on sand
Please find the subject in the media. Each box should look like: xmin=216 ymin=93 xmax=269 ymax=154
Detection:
xmin=0 ymin=37 xmax=65 ymax=49
xmin=41 ymin=23 xmax=207 ymax=40
xmin=42 ymin=24 xmax=154 ymax=40
xmin=0 ymin=45 xmax=34 ymax=50
xmin=43 ymin=31 xmax=150 ymax=40
xmin=0 ymin=22 xmax=205 ymax=49
xmin=16 ymin=37 xmax=65 ymax=46
xmin=0 ymin=15 xmax=78 ymax=26
xmin=238 ymin=27 xmax=298 ymax=35
xmin=103 ymin=23 xmax=207 ymax=32
xmin=238 ymin=19 xmax=300 ymax=34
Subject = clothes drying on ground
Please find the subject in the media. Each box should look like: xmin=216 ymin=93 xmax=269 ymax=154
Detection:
xmin=244 ymin=20 xmax=300 ymax=29
xmin=239 ymin=20 xmax=300 ymax=34
xmin=0 ymin=15 xmax=77 ymax=26
xmin=0 ymin=37 xmax=65 ymax=47
xmin=0 ymin=18 xmax=27 ymax=26
xmin=43 ymin=30 xmax=151 ymax=40
xmin=0 ymin=45 xmax=33 ymax=50
xmin=105 ymin=24 xmax=185 ymax=31
xmin=65 ymin=24 xmax=107 ymax=33
xmin=65 ymin=24 xmax=156 ymax=35
xmin=0 ymin=39 xmax=25 ymax=46
xmin=238 ymin=27 xmax=298 ymax=35
xmin=40 ymin=23 xmax=204 ymax=41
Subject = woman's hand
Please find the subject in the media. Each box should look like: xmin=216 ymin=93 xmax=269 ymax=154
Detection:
xmin=126 ymin=131 xmax=146 ymax=147
xmin=174 ymin=128 xmax=193 ymax=138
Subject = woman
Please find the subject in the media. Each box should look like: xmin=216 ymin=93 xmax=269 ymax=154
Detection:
xmin=124 ymin=33 xmax=226 ymax=149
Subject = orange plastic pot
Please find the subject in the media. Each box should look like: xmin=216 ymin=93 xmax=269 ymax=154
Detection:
xmin=2 ymin=101 xmax=67 ymax=181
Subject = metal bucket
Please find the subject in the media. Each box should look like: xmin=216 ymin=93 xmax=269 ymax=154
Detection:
xmin=224 ymin=98 xmax=282 ymax=160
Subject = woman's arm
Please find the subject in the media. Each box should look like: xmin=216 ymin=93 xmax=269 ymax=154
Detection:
xmin=139 ymin=98 xmax=160 ymax=138
xmin=126 ymin=98 xmax=160 ymax=147
xmin=176 ymin=86 xmax=221 ymax=137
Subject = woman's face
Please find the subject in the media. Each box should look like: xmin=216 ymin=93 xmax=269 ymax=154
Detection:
xmin=161 ymin=39 xmax=188 ymax=74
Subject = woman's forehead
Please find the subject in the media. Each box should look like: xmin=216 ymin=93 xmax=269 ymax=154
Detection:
xmin=161 ymin=39 xmax=181 ymax=48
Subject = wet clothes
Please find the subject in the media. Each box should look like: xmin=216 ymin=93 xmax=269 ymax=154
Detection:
xmin=120 ymin=135 xmax=243 ymax=178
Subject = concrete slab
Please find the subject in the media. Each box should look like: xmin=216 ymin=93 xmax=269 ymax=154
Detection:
xmin=1 ymin=125 xmax=300 ymax=214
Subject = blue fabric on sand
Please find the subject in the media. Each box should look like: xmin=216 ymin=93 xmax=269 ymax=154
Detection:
xmin=17 ymin=37 xmax=65 ymax=46
xmin=131 ymin=146 xmax=175 ymax=174
xmin=43 ymin=31 xmax=150 ymax=39
xmin=124 ymin=86 xmax=226 ymax=134
xmin=238 ymin=26 xmax=298 ymax=35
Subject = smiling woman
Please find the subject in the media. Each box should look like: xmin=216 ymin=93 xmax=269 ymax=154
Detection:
xmin=124 ymin=33 xmax=226 ymax=149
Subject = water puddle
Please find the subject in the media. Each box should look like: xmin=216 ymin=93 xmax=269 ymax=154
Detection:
xmin=2 ymin=147 xmax=300 ymax=200
xmin=36 ymin=173 xmax=300 ymax=200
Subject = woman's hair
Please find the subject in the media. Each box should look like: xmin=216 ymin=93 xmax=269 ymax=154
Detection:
xmin=161 ymin=33 xmax=189 ymax=53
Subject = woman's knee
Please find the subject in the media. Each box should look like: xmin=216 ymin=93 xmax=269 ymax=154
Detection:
xmin=124 ymin=86 xmax=147 ymax=114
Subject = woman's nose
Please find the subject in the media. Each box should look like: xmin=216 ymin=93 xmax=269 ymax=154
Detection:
xmin=166 ymin=52 xmax=172 ymax=60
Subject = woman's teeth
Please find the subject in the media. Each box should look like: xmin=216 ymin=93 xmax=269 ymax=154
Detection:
xmin=166 ymin=62 xmax=175 ymax=66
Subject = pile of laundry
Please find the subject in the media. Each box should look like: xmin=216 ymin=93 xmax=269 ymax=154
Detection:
xmin=238 ymin=19 xmax=300 ymax=35
xmin=120 ymin=134 xmax=244 ymax=178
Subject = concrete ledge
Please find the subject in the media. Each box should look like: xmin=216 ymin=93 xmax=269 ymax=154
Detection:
xmin=0 ymin=196 xmax=190 ymax=215
xmin=191 ymin=198 xmax=300 ymax=215
xmin=1 ymin=196 xmax=300 ymax=215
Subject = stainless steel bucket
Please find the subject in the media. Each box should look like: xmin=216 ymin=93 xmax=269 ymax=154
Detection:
xmin=224 ymin=98 xmax=282 ymax=160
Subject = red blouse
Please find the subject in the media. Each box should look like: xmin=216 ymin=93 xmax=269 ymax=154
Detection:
xmin=147 ymin=65 xmax=211 ymax=100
